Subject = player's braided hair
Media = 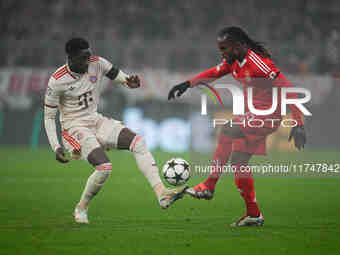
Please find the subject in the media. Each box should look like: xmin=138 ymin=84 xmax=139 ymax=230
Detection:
xmin=65 ymin=38 xmax=90 ymax=56
xmin=217 ymin=26 xmax=271 ymax=58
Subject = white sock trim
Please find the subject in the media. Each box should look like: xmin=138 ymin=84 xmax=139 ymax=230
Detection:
xmin=129 ymin=135 xmax=143 ymax=152
xmin=96 ymin=163 xmax=112 ymax=171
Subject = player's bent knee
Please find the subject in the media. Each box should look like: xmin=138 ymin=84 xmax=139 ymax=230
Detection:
xmin=87 ymin=147 xmax=110 ymax=167
xmin=129 ymin=135 xmax=148 ymax=154
xmin=93 ymin=163 xmax=112 ymax=185
xmin=117 ymin=128 xmax=137 ymax=150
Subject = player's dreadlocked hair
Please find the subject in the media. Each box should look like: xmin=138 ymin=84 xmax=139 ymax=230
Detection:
xmin=218 ymin=26 xmax=271 ymax=58
xmin=65 ymin=38 xmax=90 ymax=56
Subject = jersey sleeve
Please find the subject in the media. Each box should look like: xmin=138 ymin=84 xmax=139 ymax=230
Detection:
xmin=273 ymin=72 xmax=304 ymax=126
xmin=188 ymin=60 xmax=231 ymax=87
xmin=248 ymin=52 xmax=304 ymax=126
xmin=44 ymin=77 xmax=62 ymax=151
xmin=248 ymin=51 xmax=280 ymax=80
xmin=98 ymin=56 xmax=129 ymax=84
xmin=98 ymin=56 xmax=113 ymax=76
xmin=44 ymin=77 xmax=62 ymax=107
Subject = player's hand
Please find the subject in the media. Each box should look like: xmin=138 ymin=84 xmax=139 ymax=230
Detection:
xmin=126 ymin=75 xmax=140 ymax=89
xmin=288 ymin=126 xmax=306 ymax=150
xmin=56 ymin=147 xmax=69 ymax=163
xmin=168 ymin=81 xmax=190 ymax=100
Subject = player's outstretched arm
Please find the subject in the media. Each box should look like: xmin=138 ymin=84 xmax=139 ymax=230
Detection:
xmin=168 ymin=61 xmax=231 ymax=100
xmin=106 ymin=66 xmax=140 ymax=89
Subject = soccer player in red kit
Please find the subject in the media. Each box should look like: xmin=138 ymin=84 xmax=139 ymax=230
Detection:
xmin=168 ymin=27 xmax=306 ymax=226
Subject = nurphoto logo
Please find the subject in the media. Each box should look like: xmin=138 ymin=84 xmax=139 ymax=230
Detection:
xmin=201 ymin=83 xmax=312 ymax=128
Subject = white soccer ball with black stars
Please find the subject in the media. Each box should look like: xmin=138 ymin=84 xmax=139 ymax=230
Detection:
xmin=162 ymin=158 xmax=190 ymax=186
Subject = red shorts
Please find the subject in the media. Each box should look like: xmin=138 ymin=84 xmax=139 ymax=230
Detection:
xmin=233 ymin=113 xmax=281 ymax=155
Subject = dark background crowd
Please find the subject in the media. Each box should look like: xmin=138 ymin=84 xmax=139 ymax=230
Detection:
xmin=1 ymin=0 xmax=340 ymax=73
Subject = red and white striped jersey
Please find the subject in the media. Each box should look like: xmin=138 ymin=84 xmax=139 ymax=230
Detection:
xmin=45 ymin=56 xmax=112 ymax=129
xmin=188 ymin=49 xmax=303 ymax=125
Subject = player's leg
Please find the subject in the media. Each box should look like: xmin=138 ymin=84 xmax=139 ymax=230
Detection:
xmin=203 ymin=134 xmax=232 ymax=190
xmin=77 ymin=147 xmax=112 ymax=210
xmin=117 ymin=128 xmax=187 ymax=209
xmin=229 ymin=128 xmax=272 ymax=226
xmin=204 ymin=125 xmax=244 ymax=190
xmin=64 ymin=127 xmax=112 ymax=223
xmin=74 ymin=147 xmax=112 ymax=224
xmin=230 ymin=116 xmax=279 ymax=226
xmin=231 ymin=138 xmax=259 ymax=214
xmin=230 ymin=146 xmax=263 ymax=226
xmin=117 ymin=128 xmax=163 ymax=192
xmin=187 ymin=125 xmax=242 ymax=199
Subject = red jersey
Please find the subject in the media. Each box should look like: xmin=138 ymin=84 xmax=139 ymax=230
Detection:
xmin=188 ymin=49 xmax=303 ymax=125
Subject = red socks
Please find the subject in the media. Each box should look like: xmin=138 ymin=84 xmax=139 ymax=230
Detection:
xmin=203 ymin=135 xmax=232 ymax=190
xmin=202 ymin=135 xmax=261 ymax=217
xmin=234 ymin=164 xmax=260 ymax=216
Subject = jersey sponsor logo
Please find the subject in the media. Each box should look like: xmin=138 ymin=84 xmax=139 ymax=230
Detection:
xmin=89 ymin=75 xmax=97 ymax=83
xmin=78 ymin=91 xmax=93 ymax=109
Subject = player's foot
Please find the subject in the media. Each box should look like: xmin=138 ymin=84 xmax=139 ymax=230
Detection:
xmin=185 ymin=182 xmax=214 ymax=200
xmin=231 ymin=214 xmax=264 ymax=227
xmin=73 ymin=206 xmax=89 ymax=224
xmin=159 ymin=185 xmax=188 ymax=209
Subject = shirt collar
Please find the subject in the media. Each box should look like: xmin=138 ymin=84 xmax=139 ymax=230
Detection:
xmin=66 ymin=63 xmax=82 ymax=79
xmin=237 ymin=58 xmax=247 ymax=67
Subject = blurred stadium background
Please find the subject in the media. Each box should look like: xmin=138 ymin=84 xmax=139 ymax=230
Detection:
xmin=1 ymin=1 xmax=340 ymax=255
xmin=1 ymin=0 xmax=340 ymax=151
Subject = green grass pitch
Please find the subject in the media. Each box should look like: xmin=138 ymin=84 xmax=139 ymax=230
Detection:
xmin=1 ymin=147 xmax=340 ymax=255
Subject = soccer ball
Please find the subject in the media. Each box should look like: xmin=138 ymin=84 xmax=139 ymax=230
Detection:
xmin=162 ymin=158 xmax=190 ymax=186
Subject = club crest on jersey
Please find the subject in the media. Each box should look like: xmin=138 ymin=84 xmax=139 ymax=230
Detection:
xmin=245 ymin=71 xmax=251 ymax=82
xmin=76 ymin=132 xmax=84 ymax=141
xmin=89 ymin=75 xmax=97 ymax=83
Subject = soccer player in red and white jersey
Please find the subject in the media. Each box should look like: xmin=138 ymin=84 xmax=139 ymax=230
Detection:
xmin=168 ymin=27 xmax=306 ymax=226
xmin=44 ymin=38 xmax=187 ymax=224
